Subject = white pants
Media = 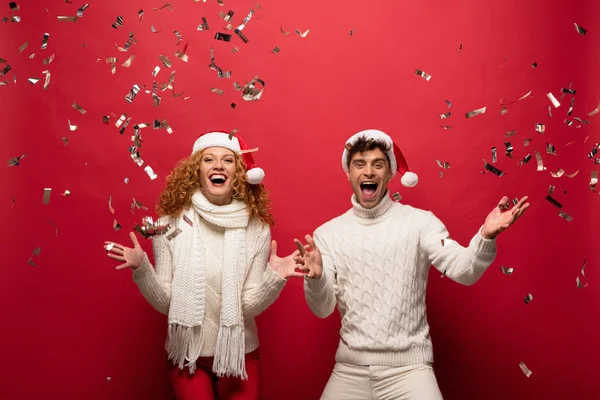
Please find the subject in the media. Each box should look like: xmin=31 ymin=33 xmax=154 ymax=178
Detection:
xmin=321 ymin=362 xmax=444 ymax=400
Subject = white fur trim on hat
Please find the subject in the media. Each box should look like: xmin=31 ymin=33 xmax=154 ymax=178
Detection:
xmin=192 ymin=132 xmax=240 ymax=155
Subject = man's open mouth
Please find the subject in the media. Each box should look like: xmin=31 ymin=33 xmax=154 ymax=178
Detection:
xmin=209 ymin=174 xmax=227 ymax=185
xmin=360 ymin=181 xmax=378 ymax=198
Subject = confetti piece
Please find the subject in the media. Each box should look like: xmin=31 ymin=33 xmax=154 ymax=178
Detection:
xmin=7 ymin=153 xmax=26 ymax=166
xmin=77 ymin=4 xmax=89 ymax=17
xmin=158 ymin=55 xmax=172 ymax=68
xmin=241 ymin=75 xmax=264 ymax=101
xmin=535 ymin=123 xmax=545 ymax=134
xmin=220 ymin=10 xmax=234 ymax=22
xmin=28 ymin=77 xmax=41 ymax=85
xmin=501 ymin=266 xmax=514 ymax=275
xmin=108 ymin=196 xmax=115 ymax=214
xmin=18 ymin=41 xmax=27 ymax=53
xmin=280 ymin=26 xmax=289 ymax=35
xmin=40 ymin=33 xmax=50 ymax=49
xmin=62 ymin=190 xmax=71 ymax=196
xmin=587 ymin=102 xmax=600 ymax=117
xmin=548 ymin=105 xmax=552 ymax=118
xmin=272 ymin=46 xmax=280 ymax=55
xmin=445 ymin=100 xmax=451 ymax=108
xmin=107 ymin=376 xmax=112 ymax=381
xmin=42 ymin=53 xmax=55 ymax=65
xmin=154 ymin=3 xmax=173 ymax=11
xmin=162 ymin=119 xmax=173 ymax=134
xmin=523 ymin=293 xmax=534 ymax=304
xmin=174 ymin=30 xmax=182 ymax=45
xmin=174 ymin=50 xmax=188 ymax=62
xmin=9 ymin=2 xmax=18 ymax=11
xmin=231 ymin=102 xmax=236 ymax=109
xmin=135 ymin=216 xmax=171 ymax=238
xmin=151 ymin=66 xmax=160 ymax=77
xmin=574 ymin=23 xmax=587 ymax=36
xmin=439 ymin=112 xmax=451 ymax=119
xmin=500 ymin=107 xmax=508 ymax=115
xmin=122 ymin=55 xmax=135 ymax=67
xmin=197 ymin=17 xmax=209 ymax=31
xmin=115 ymin=113 xmax=127 ymax=128
xmin=113 ymin=219 xmax=121 ymax=231
xmin=436 ymin=160 xmax=450 ymax=169
xmin=519 ymin=362 xmax=532 ymax=377
xmin=524 ymin=138 xmax=532 ymax=147
xmin=558 ymin=211 xmax=573 ymax=221
xmin=415 ymin=69 xmax=431 ymax=81
xmin=458 ymin=44 xmax=462 ymax=52
xmin=534 ymin=151 xmax=545 ymax=171
xmin=215 ymin=32 xmax=232 ymax=41
xmin=236 ymin=9 xmax=254 ymax=31
xmin=61 ymin=137 xmax=68 ymax=145
xmin=138 ymin=9 xmax=144 ymax=21
xmin=483 ymin=160 xmax=504 ymax=176
xmin=11 ymin=195 xmax=15 ymax=207
xmin=519 ymin=154 xmax=532 ymax=166
xmin=57 ymin=16 xmax=78 ymax=22
xmin=576 ymin=259 xmax=588 ymax=288
xmin=504 ymin=142 xmax=513 ymax=157
xmin=465 ymin=107 xmax=486 ymax=118
xmin=546 ymin=143 xmax=557 ymax=155
xmin=125 ymin=84 xmax=141 ymax=103
xmin=28 ymin=247 xmax=41 ymax=266
xmin=211 ymin=88 xmax=224 ymax=95
xmin=546 ymin=195 xmax=562 ymax=208
xmin=590 ymin=171 xmax=598 ymax=191
xmin=295 ymin=29 xmax=310 ymax=38
xmin=547 ymin=92 xmax=560 ymax=108
xmin=440 ymin=125 xmax=451 ymax=130
xmin=491 ymin=147 xmax=497 ymax=163
xmin=532 ymin=62 xmax=538 ymax=68
xmin=67 ymin=119 xmax=77 ymax=131
xmin=166 ymin=228 xmax=182 ymax=240
xmin=228 ymin=129 xmax=239 ymax=140
xmin=112 ymin=15 xmax=123 ymax=29
xmin=144 ymin=165 xmax=157 ymax=180
xmin=392 ymin=192 xmax=402 ymax=202
xmin=49 ymin=220 xmax=59 ymax=237
xmin=183 ymin=214 xmax=193 ymax=227
xmin=506 ymin=130 xmax=516 ymax=137
xmin=43 ymin=188 xmax=51 ymax=204
xmin=72 ymin=103 xmax=87 ymax=115
xmin=131 ymin=198 xmax=148 ymax=214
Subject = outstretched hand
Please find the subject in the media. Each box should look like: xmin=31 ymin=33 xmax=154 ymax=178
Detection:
xmin=293 ymin=235 xmax=323 ymax=279
xmin=269 ymin=241 xmax=307 ymax=280
xmin=104 ymin=232 xmax=145 ymax=270
xmin=481 ymin=196 xmax=530 ymax=239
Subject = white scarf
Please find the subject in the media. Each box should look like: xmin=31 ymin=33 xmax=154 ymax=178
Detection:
xmin=166 ymin=191 xmax=250 ymax=378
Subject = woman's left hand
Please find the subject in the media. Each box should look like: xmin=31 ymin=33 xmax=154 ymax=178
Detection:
xmin=268 ymin=240 xmax=306 ymax=280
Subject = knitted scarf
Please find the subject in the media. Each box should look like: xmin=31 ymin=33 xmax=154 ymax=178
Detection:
xmin=166 ymin=191 xmax=250 ymax=378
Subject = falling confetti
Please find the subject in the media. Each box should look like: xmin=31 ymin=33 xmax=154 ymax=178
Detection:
xmin=28 ymin=247 xmax=42 ymax=266
xmin=183 ymin=214 xmax=193 ymax=227
xmin=547 ymin=92 xmax=560 ymax=108
xmin=491 ymin=147 xmax=497 ymax=163
xmin=112 ymin=15 xmax=124 ymax=29
xmin=532 ymin=62 xmax=538 ymax=68
xmin=519 ymin=362 xmax=532 ymax=378
xmin=7 ymin=153 xmax=26 ymax=166
xmin=125 ymin=84 xmax=141 ymax=103
xmin=57 ymin=16 xmax=78 ymax=22
xmin=590 ymin=171 xmax=598 ymax=191
xmin=558 ymin=211 xmax=573 ymax=222
xmin=211 ymin=88 xmax=224 ymax=95
xmin=113 ymin=219 xmax=121 ymax=231
xmin=546 ymin=195 xmax=562 ymax=209
xmin=272 ymin=46 xmax=280 ymax=55
xmin=62 ymin=190 xmax=71 ymax=196
xmin=445 ymin=100 xmax=452 ymax=108
xmin=415 ymin=68 xmax=431 ymax=81
xmin=576 ymin=259 xmax=588 ymax=288
xmin=215 ymin=32 xmax=232 ymax=42
xmin=131 ymin=198 xmax=149 ymax=214
xmin=135 ymin=216 xmax=171 ymax=238
xmin=43 ymin=188 xmax=51 ymax=204
xmin=501 ymin=266 xmax=514 ymax=275
xmin=439 ymin=112 xmax=451 ymax=119
xmin=574 ymin=23 xmax=587 ymax=36
xmin=504 ymin=142 xmax=514 ymax=157
xmin=483 ymin=160 xmax=504 ymax=176
xmin=523 ymin=293 xmax=534 ymax=304
xmin=392 ymin=192 xmax=402 ymax=202
xmin=436 ymin=160 xmax=450 ymax=169
xmin=40 ymin=33 xmax=50 ymax=49
xmin=72 ymin=103 xmax=87 ymax=115
xmin=588 ymin=102 xmax=600 ymax=117
xmin=240 ymin=76 xmax=265 ymax=101
xmin=465 ymin=107 xmax=486 ymax=118
xmin=122 ymin=55 xmax=135 ymax=67
xmin=295 ymin=29 xmax=310 ymax=38
xmin=18 ymin=41 xmax=27 ymax=53
xmin=144 ymin=165 xmax=157 ymax=180
xmin=534 ymin=151 xmax=545 ymax=171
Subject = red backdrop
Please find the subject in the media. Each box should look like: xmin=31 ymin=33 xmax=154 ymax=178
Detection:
xmin=2 ymin=0 xmax=599 ymax=399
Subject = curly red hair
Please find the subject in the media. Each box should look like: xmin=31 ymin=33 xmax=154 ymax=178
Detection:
xmin=156 ymin=151 xmax=274 ymax=226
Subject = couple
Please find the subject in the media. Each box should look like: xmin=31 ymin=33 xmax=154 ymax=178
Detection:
xmin=105 ymin=129 xmax=529 ymax=400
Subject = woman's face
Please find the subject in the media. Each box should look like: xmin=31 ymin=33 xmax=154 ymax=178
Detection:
xmin=198 ymin=147 xmax=238 ymax=205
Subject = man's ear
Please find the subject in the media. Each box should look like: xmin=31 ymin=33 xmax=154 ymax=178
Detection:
xmin=346 ymin=172 xmax=350 ymax=181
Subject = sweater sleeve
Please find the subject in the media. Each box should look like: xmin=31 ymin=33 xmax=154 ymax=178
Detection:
xmin=241 ymin=226 xmax=287 ymax=318
xmin=131 ymin=232 xmax=173 ymax=315
xmin=421 ymin=212 xmax=497 ymax=286
xmin=303 ymin=230 xmax=338 ymax=318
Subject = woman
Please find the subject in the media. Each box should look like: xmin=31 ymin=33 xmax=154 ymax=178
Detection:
xmin=104 ymin=131 xmax=303 ymax=399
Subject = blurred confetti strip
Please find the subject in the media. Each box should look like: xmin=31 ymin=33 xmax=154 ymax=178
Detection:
xmin=62 ymin=190 xmax=71 ymax=196
xmin=523 ymin=293 xmax=534 ymax=304
xmin=208 ymin=48 xmax=230 ymax=78
xmin=211 ymin=88 xmax=224 ymax=95
xmin=144 ymin=165 xmax=158 ymax=180
xmin=18 ymin=41 xmax=27 ymax=53
xmin=162 ymin=119 xmax=173 ymax=134
xmin=28 ymin=77 xmax=41 ymax=85
xmin=49 ymin=220 xmax=59 ymax=237
xmin=436 ymin=160 xmax=450 ymax=169
xmin=68 ymin=119 xmax=78 ymax=131
xmin=548 ymin=105 xmax=552 ymax=117
xmin=112 ymin=16 xmax=123 ymax=29
xmin=154 ymin=3 xmax=174 ymax=12
xmin=77 ymin=4 xmax=89 ymax=17
xmin=135 ymin=216 xmax=171 ymax=238
xmin=174 ymin=30 xmax=182 ymax=45
xmin=113 ymin=219 xmax=121 ymax=231
xmin=7 ymin=153 xmax=26 ymax=167
xmin=295 ymin=29 xmax=310 ymax=38
xmin=483 ymin=160 xmax=504 ymax=176
xmin=524 ymin=138 xmax=532 ymax=147
xmin=567 ymin=98 xmax=575 ymax=116
xmin=131 ymin=198 xmax=148 ymax=214
xmin=241 ymin=76 xmax=265 ymax=101
xmin=280 ymin=26 xmax=289 ymax=35
xmin=574 ymin=23 xmax=587 ymax=36
xmin=72 ymin=103 xmax=87 ymax=114
xmin=40 ymin=33 xmax=50 ymax=49
xmin=122 ymin=55 xmax=135 ymax=67
xmin=58 ymin=16 xmax=78 ymax=22
xmin=151 ymin=25 xmax=159 ymax=33
xmin=590 ymin=171 xmax=598 ymax=191
xmin=159 ymin=55 xmax=172 ymax=68
xmin=28 ymin=247 xmax=41 ymax=266
xmin=235 ymin=9 xmax=255 ymax=43
xmin=465 ymin=107 xmax=486 ymax=118
xmin=42 ymin=53 xmax=55 ymax=65
xmin=439 ymin=112 xmax=450 ymax=119
xmin=108 ymin=196 xmax=115 ymax=214
xmin=501 ymin=266 xmax=514 ymax=275
xmin=392 ymin=192 xmax=402 ymax=202
xmin=415 ymin=69 xmax=431 ymax=81
xmin=491 ymin=147 xmax=497 ymax=163
xmin=532 ymin=62 xmax=538 ymax=68
xmin=272 ymin=46 xmax=280 ymax=55
xmin=535 ymin=123 xmax=546 ymax=135
xmin=546 ymin=143 xmax=556 ymax=155
xmin=576 ymin=259 xmax=588 ymax=288
xmin=152 ymin=66 xmax=160 ymax=77
xmin=504 ymin=142 xmax=513 ymax=157
xmin=124 ymin=178 xmax=129 ymax=184
xmin=534 ymin=151 xmax=545 ymax=171
xmin=558 ymin=211 xmax=573 ymax=222
xmin=547 ymin=92 xmax=560 ymax=108
xmin=197 ymin=17 xmax=209 ymax=31
xmin=587 ymin=102 xmax=600 ymax=117
xmin=42 ymin=188 xmax=51 ymax=204
xmin=220 ymin=10 xmax=234 ymax=22
xmin=519 ymin=362 xmax=532 ymax=377
xmin=166 ymin=228 xmax=182 ymax=241
xmin=115 ymin=113 xmax=127 ymax=128
xmin=62 ymin=137 xmax=68 ymax=146
xmin=11 ymin=195 xmax=15 ymax=207
xmin=506 ymin=130 xmax=516 ymax=137
xmin=445 ymin=100 xmax=451 ymax=108
xmin=546 ymin=195 xmax=562 ymax=208
xmin=125 ymin=84 xmax=141 ymax=103
xmin=440 ymin=125 xmax=451 ymax=130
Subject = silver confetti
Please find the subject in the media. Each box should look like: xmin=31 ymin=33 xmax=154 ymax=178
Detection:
xmin=523 ymin=293 xmax=534 ymax=304
xmin=501 ymin=266 xmax=514 ymax=275
xmin=125 ymin=84 xmax=141 ymax=103
xmin=547 ymin=92 xmax=560 ymax=108
xmin=574 ymin=23 xmax=587 ymax=36
xmin=42 ymin=188 xmax=51 ymax=204
xmin=40 ymin=33 xmax=50 ymax=49
xmin=491 ymin=147 xmax=497 ymax=163
xmin=519 ymin=362 xmax=532 ymax=378
xmin=144 ymin=165 xmax=157 ymax=180
xmin=465 ymin=107 xmax=486 ymax=118
xmin=535 ymin=123 xmax=545 ymax=134
xmin=415 ymin=68 xmax=431 ymax=81
xmin=439 ymin=112 xmax=451 ymax=119
xmin=576 ymin=259 xmax=588 ymax=288
xmin=590 ymin=171 xmax=598 ymax=192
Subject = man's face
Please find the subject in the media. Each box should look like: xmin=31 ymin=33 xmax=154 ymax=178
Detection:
xmin=347 ymin=148 xmax=393 ymax=209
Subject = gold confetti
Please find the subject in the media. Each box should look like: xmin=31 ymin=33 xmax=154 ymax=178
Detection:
xmin=523 ymin=293 xmax=534 ymax=304
xmin=295 ymin=29 xmax=310 ymax=38
xmin=28 ymin=77 xmax=41 ymax=85
xmin=197 ymin=17 xmax=209 ymax=31
xmin=68 ymin=119 xmax=78 ymax=131
xmin=158 ymin=55 xmax=172 ymax=68
xmin=445 ymin=100 xmax=451 ymax=108
xmin=547 ymin=92 xmax=560 ymax=108
xmin=28 ymin=247 xmax=42 ymax=267
xmin=211 ymin=88 xmax=224 ymax=95
xmin=546 ymin=195 xmax=562 ymax=208
xmin=135 ymin=216 xmax=171 ymax=238
xmin=115 ymin=113 xmax=127 ymax=128
xmin=131 ymin=198 xmax=149 ymax=214
xmin=519 ymin=154 xmax=532 ymax=166
xmin=161 ymin=119 xmax=173 ymax=134
xmin=9 ymin=2 xmax=18 ymax=11
xmin=519 ymin=362 xmax=532 ymax=377
xmin=138 ymin=9 xmax=144 ymax=21
xmin=166 ymin=228 xmax=182 ymax=240
xmin=567 ymin=98 xmax=575 ymax=116
xmin=43 ymin=188 xmax=52 ymax=204
xmin=7 ymin=153 xmax=26 ymax=167
xmin=62 ymin=137 xmax=68 ymax=146
xmin=42 ymin=53 xmax=55 ymax=65
xmin=77 ymin=4 xmax=89 ymax=17
xmin=458 ymin=43 xmax=462 ymax=52
xmin=58 ymin=16 xmax=78 ymax=22
xmin=440 ymin=125 xmax=451 ymax=130
xmin=534 ymin=151 xmax=545 ymax=171
xmin=506 ymin=130 xmax=516 ymax=137
xmin=174 ymin=30 xmax=182 ymax=45
xmin=535 ymin=123 xmax=545 ymax=134
xmin=392 ymin=192 xmax=402 ymax=202
xmin=113 ymin=219 xmax=121 ymax=231
xmin=144 ymin=165 xmax=158 ymax=180
xmin=491 ymin=147 xmax=497 ymax=163
xmin=18 ymin=41 xmax=27 ymax=53
xmin=590 ymin=171 xmax=598 ymax=191
xmin=501 ymin=266 xmax=514 ymax=275
xmin=558 ymin=211 xmax=573 ymax=222
xmin=505 ymin=142 xmax=513 ymax=157
xmin=415 ymin=68 xmax=431 ymax=81
xmin=72 ymin=103 xmax=87 ymax=114
xmin=122 ymin=55 xmax=135 ymax=67
xmin=241 ymin=75 xmax=264 ymax=101
xmin=576 ymin=259 xmax=588 ymax=288
xmin=108 ymin=196 xmax=115 ymax=214
xmin=174 ymin=50 xmax=189 ymax=62
xmin=228 ymin=129 xmax=239 ymax=140
xmin=40 ymin=33 xmax=50 ymax=49
xmin=546 ymin=143 xmax=556 ymax=155
xmin=151 ymin=66 xmax=160 ymax=77
xmin=125 ymin=84 xmax=141 ymax=103
xmin=272 ymin=46 xmax=280 ymax=55
xmin=465 ymin=107 xmax=486 ymax=118
xmin=154 ymin=3 xmax=173 ymax=11
xmin=436 ymin=160 xmax=450 ymax=169
xmin=11 ymin=196 xmax=15 ymax=207
xmin=574 ymin=23 xmax=587 ymax=36
xmin=280 ymin=26 xmax=290 ymax=35
xmin=62 ymin=190 xmax=71 ymax=196
xmin=124 ymin=177 xmax=129 ymax=184
xmin=215 ymin=32 xmax=232 ymax=42
xmin=524 ymin=138 xmax=532 ymax=147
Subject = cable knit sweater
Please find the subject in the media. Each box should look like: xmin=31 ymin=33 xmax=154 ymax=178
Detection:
xmin=132 ymin=214 xmax=286 ymax=357
xmin=304 ymin=192 xmax=497 ymax=367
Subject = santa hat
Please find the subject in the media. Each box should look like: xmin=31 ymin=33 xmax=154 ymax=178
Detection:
xmin=192 ymin=131 xmax=265 ymax=185
xmin=341 ymin=129 xmax=418 ymax=187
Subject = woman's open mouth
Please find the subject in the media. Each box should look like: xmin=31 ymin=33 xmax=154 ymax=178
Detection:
xmin=209 ymin=173 xmax=228 ymax=186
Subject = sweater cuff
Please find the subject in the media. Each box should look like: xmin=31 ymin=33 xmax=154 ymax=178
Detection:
xmin=475 ymin=226 xmax=497 ymax=254
xmin=265 ymin=263 xmax=287 ymax=287
xmin=132 ymin=253 xmax=152 ymax=282
xmin=304 ymin=270 xmax=328 ymax=291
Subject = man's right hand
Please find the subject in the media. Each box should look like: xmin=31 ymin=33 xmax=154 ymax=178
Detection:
xmin=293 ymin=234 xmax=323 ymax=279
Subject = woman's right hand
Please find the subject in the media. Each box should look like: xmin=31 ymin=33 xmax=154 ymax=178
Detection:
xmin=104 ymin=232 xmax=145 ymax=270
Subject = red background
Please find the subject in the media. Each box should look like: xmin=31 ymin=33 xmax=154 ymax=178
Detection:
xmin=2 ymin=0 xmax=599 ymax=399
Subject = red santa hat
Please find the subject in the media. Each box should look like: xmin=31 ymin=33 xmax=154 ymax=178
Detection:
xmin=192 ymin=131 xmax=265 ymax=185
xmin=341 ymin=129 xmax=418 ymax=187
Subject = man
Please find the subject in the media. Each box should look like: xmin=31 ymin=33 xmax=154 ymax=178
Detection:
xmin=294 ymin=129 xmax=529 ymax=400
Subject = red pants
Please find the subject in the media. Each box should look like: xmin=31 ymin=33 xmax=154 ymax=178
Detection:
xmin=169 ymin=349 xmax=260 ymax=400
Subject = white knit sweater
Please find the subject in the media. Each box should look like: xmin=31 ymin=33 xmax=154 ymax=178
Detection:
xmin=133 ymin=215 xmax=286 ymax=357
xmin=304 ymin=193 xmax=497 ymax=366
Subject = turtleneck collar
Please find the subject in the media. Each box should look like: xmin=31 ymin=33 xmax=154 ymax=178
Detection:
xmin=351 ymin=190 xmax=394 ymax=221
